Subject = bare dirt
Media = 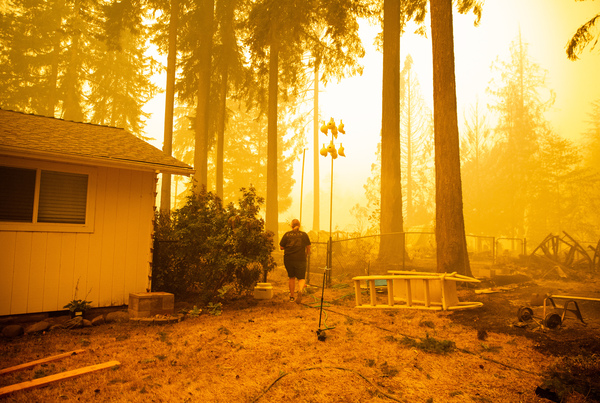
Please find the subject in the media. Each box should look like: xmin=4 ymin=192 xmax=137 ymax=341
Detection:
xmin=1 ymin=268 xmax=599 ymax=403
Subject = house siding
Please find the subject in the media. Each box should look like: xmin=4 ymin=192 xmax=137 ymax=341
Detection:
xmin=0 ymin=165 xmax=156 ymax=316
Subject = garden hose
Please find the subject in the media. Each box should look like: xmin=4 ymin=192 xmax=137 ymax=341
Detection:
xmin=302 ymin=282 xmax=370 ymax=331
xmin=306 ymin=294 xmax=335 ymax=331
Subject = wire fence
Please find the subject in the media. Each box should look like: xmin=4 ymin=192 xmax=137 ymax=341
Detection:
xmin=153 ymin=231 xmax=530 ymax=290
xmin=305 ymin=231 xmax=527 ymax=287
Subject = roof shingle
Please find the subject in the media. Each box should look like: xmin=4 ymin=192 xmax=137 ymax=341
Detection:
xmin=0 ymin=109 xmax=193 ymax=175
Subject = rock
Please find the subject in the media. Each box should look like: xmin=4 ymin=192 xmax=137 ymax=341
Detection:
xmin=91 ymin=315 xmax=105 ymax=326
xmin=25 ymin=321 xmax=50 ymax=334
xmin=64 ymin=316 xmax=84 ymax=329
xmin=83 ymin=319 xmax=92 ymax=327
xmin=105 ymin=311 xmax=129 ymax=323
xmin=2 ymin=324 xmax=24 ymax=338
xmin=51 ymin=315 xmax=72 ymax=325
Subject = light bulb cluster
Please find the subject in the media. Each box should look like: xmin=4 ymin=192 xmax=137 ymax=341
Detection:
xmin=319 ymin=118 xmax=346 ymax=159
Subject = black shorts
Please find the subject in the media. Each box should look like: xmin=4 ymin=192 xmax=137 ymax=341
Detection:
xmin=283 ymin=256 xmax=306 ymax=280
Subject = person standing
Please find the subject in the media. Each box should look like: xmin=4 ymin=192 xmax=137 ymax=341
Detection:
xmin=279 ymin=219 xmax=311 ymax=303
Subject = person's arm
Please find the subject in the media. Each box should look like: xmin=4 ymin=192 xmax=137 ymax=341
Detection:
xmin=306 ymin=245 xmax=311 ymax=255
xmin=279 ymin=234 xmax=285 ymax=250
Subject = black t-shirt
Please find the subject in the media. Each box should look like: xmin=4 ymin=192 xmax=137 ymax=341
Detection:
xmin=279 ymin=230 xmax=311 ymax=261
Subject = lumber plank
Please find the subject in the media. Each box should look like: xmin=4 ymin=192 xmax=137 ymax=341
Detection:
xmin=548 ymin=295 xmax=600 ymax=302
xmin=355 ymin=304 xmax=443 ymax=310
xmin=0 ymin=360 xmax=120 ymax=398
xmin=0 ymin=350 xmax=86 ymax=376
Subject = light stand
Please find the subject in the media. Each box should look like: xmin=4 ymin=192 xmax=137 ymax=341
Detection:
xmin=319 ymin=118 xmax=346 ymax=287
xmin=316 ymin=118 xmax=346 ymax=341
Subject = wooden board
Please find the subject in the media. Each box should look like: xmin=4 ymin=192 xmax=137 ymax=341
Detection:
xmin=548 ymin=295 xmax=600 ymax=302
xmin=0 ymin=349 xmax=86 ymax=376
xmin=0 ymin=360 xmax=119 ymax=398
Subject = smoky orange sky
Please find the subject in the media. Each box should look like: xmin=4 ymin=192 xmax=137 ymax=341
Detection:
xmin=145 ymin=0 xmax=600 ymax=233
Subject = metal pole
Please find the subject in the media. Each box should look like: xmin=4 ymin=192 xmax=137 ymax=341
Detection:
xmin=317 ymin=267 xmax=329 ymax=340
xmin=329 ymin=156 xmax=333 ymax=240
xmin=328 ymin=156 xmax=334 ymax=286
xmin=299 ymin=148 xmax=306 ymax=224
xmin=318 ymin=267 xmax=327 ymax=329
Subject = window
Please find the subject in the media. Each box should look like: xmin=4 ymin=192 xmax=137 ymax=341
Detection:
xmin=0 ymin=160 xmax=95 ymax=232
xmin=38 ymin=171 xmax=88 ymax=224
xmin=0 ymin=166 xmax=36 ymax=222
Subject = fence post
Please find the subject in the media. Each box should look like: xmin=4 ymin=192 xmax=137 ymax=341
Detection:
xmin=402 ymin=232 xmax=406 ymax=270
xmin=492 ymin=237 xmax=496 ymax=263
xmin=306 ymin=253 xmax=310 ymax=285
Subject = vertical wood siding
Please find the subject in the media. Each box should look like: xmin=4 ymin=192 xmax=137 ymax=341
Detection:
xmin=0 ymin=166 xmax=156 ymax=316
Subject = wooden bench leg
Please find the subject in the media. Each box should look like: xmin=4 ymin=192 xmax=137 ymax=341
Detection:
xmin=441 ymin=277 xmax=447 ymax=310
xmin=369 ymin=280 xmax=376 ymax=306
xmin=354 ymin=280 xmax=362 ymax=307
xmin=424 ymin=279 xmax=430 ymax=307
xmin=387 ymin=279 xmax=394 ymax=306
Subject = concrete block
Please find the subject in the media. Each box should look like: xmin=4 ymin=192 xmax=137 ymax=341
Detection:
xmin=253 ymin=283 xmax=273 ymax=299
xmin=128 ymin=292 xmax=175 ymax=318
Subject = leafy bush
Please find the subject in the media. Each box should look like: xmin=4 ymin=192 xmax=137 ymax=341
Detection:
xmin=152 ymin=186 xmax=276 ymax=303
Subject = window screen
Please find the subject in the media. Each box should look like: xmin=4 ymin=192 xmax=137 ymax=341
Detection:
xmin=38 ymin=170 xmax=88 ymax=224
xmin=0 ymin=166 xmax=36 ymax=222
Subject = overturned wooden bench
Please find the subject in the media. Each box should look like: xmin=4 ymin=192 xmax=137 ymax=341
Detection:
xmin=352 ymin=271 xmax=483 ymax=311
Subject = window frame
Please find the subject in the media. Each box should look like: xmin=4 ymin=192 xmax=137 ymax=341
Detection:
xmin=0 ymin=157 xmax=96 ymax=233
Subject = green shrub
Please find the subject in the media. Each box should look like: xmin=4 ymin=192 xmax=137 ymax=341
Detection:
xmin=152 ymin=186 xmax=276 ymax=302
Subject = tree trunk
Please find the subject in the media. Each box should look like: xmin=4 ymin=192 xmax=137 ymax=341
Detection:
xmin=379 ymin=0 xmax=404 ymax=261
xmin=216 ymin=68 xmax=227 ymax=200
xmin=62 ymin=0 xmax=83 ymax=122
xmin=160 ymin=0 xmax=179 ymax=214
xmin=266 ymin=38 xmax=279 ymax=239
xmin=193 ymin=0 xmax=214 ymax=194
xmin=430 ymin=0 xmax=472 ymax=276
xmin=406 ymin=65 xmax=413 ymax=226
xmin=215 ymin=0 xmax=236 ymax=201
xmin=313 ymin=64 xmax=320 ymax=232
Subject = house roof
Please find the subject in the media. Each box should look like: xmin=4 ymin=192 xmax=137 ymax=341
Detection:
xmin=0 ymin=109 xmax=194 ymax=176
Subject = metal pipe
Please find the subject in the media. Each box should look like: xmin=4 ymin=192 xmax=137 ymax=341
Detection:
xmin=299 ymin=148 xmax=306 ymax=224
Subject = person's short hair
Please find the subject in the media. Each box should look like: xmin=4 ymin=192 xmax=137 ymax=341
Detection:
xmin=291 ymin=219 xmax=300 ymax=229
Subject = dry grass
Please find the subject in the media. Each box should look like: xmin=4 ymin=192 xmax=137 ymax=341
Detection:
xmin=0 ymin=268 xmax=597 ymax=402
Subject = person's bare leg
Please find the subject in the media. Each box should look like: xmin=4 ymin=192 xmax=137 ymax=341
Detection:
xmin=298 ymin=279 xmax=306 ymax=294
xmin=289 ymin=277 xmax=296 ymax=299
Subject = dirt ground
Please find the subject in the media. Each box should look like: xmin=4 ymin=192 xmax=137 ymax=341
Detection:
xmin=1 ymin=267 xmax=600 ymax=403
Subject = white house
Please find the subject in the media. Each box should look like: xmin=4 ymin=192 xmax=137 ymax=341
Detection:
xmin=0 ymin=109 xmax=193 ymax=316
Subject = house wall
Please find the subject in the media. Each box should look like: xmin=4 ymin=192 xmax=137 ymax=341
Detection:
xmin=0 ymin=163 xmax=156 ymax=316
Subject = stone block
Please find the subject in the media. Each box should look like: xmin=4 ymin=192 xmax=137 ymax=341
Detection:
xmin=253 ymin=283 xmax=273 ymax=300
xmin=128 ymin=292 xmax=175 ymax=318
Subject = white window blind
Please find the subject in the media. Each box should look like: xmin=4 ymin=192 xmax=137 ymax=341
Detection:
xmin=38 ymin=170 xmax=88 ymax=224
